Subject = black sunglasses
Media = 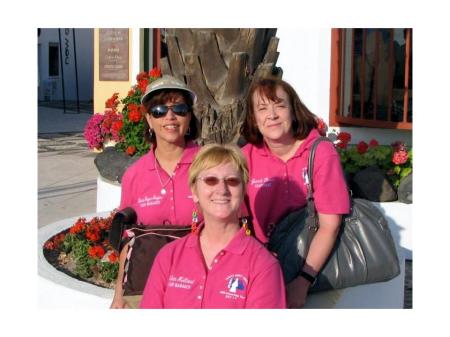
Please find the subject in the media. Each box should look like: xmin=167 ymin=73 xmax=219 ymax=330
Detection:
xmin=150 ymin=103 xmax=191 ymax=118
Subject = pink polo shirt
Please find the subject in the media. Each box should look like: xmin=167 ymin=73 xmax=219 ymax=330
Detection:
xmin=119 ymin=141 xmax=200 ymax=225
xmin=242 ymin=129 xmax=350 ymax=243
xmin=139 ymin=226 xmax=287 ymax=309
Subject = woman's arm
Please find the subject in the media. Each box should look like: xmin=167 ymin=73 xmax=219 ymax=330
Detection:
xmin=110 ymin=243 xmax=130 ymax=309
xmin=286 ymin=213 xmax=341 ymax=308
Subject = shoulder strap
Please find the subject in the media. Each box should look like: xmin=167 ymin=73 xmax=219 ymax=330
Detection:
xmin=305 ymin=137 xmax=334 ymax=231
xmin=307 ymin=136 xmax=334 ymax=192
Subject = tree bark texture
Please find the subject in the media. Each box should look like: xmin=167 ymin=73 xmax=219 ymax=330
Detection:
xmin=160 ymin=28 xmax=282 ymax=144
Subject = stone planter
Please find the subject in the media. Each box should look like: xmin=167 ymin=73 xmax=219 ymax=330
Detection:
xmin=38 ymin=213 xmax=114 ymax=308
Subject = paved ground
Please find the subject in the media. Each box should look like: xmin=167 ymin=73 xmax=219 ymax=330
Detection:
xmin=38 ymin=103 xmax=97 ymax=228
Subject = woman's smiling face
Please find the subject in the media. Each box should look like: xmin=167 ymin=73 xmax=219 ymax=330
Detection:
xmin=192 ymin=161 xmax=244 ymax=223
xmin=252 ymin=86 xmax=295 ymax=143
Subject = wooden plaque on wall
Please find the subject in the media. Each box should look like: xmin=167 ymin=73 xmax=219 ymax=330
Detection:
xmin=99 ymin=28 xmax=129 ymax=81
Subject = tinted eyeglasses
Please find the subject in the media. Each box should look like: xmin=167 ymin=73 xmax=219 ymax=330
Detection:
xmin=150 ymin=103 xmax=191 ymax=118
xmin=197 ymin=176 xmax=242 ymax=187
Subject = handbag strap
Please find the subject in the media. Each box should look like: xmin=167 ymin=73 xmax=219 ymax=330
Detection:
xmin=304 ymin=136 xmax=334 ymax=231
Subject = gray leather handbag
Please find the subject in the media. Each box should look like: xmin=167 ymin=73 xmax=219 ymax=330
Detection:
xmin=268 ymin=137 xmax=400 ymax=292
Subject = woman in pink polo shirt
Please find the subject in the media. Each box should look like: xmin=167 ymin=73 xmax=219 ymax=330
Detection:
xmin=140 ymin=144 xmax=286 ymax=309
xmin=110 ymin=75 xmax=201 ymax=309
xmin=240 ymin=78 xmax=350 ymax=308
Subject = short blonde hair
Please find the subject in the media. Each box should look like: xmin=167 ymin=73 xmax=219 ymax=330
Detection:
xmin=189 ymin=143 xmax=249 ymax=190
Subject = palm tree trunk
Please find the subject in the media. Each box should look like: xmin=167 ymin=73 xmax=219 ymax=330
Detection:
xmin=160 ymin=28 xmax=282 ymax=144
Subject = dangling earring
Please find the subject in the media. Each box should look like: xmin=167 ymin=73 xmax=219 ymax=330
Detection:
xmin=185 ymin=127 xmax=191 ymax=136
xmin=149 ymin=128 xmax=154 ymax=139
xmin=191 ymin=210 xmax=199 ymax=233
xmin=242 ymin=218 xmax=251 ymax=236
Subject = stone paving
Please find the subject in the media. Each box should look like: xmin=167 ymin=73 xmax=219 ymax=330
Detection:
xmin=38 ymin=132 xmax=98 ymax=228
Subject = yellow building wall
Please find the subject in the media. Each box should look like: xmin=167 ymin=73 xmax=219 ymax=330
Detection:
xmin=93 ymin=28 xmax=133 ymax=113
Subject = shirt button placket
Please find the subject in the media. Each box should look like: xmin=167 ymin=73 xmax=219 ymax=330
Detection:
xmin=198 ymin=274 xmax=206 ymax=308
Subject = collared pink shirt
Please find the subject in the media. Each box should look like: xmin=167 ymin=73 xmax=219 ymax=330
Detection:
xmin=139 ymin=227 xmax=287 ymax=309
xmin=242 ymin=129 xmax=350 ymax=243
xmin=119 ymin=141 xmax=200 ymax=225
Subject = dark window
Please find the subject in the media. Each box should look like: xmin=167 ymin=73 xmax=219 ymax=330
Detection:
xmin=48 ymin=44 xmax=59 ymax=77
xmin=330 ymin=28 xmax=412 ymax=130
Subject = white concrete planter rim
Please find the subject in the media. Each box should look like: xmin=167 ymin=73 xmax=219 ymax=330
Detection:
xmin=38 ymin=212 xmax=114 ymax=299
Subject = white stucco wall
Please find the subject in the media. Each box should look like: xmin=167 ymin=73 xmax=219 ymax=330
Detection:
xmin=276 ymin=28 xmax=412 ymax=146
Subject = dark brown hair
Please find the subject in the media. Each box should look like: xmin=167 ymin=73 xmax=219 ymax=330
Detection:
xmin=240 ymin=78 xmax=318 ymax=144
xmin=142 ymin=89 xmax=199 ymax=144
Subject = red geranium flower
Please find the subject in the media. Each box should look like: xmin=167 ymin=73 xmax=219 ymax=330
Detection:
xmin=357 ymin=141 xmax=369 ymax=154
xmin=128 ymin=104 xmax=142 ymax=122
xmin=111 ymin=120 xmax=123 ymax=133
xmin=69 ymin=218 xmax=86 ymax=234
xmin=105 ymin=93 xmax=120 ymax=111
xmin=86 ymin=226 xmax=101 ymax=242
xmin=137 ymin=79 xmax=149 ymax=94
xmin=126 ymin=145 xmax=136 ymax=156
xmin=88 ymin=245 xmax=105 ymax=259
xmin=337 ymin=132 xmax=351 ymax=143
xmin=149 ymin=67 xmax=161 ymax=79
xmin=316 ymin=118 xmax=328 ymax=137
xmin=336 ymin=141 xmax=348 ymax=149
xmin=369 ymin=139 xmax=379 ymax=148
xmin=108 ymin=251 xmax=119 ymax=263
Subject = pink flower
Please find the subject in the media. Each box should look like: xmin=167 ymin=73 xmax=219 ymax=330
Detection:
xmin=392 ymin=150 xmax=408 ymax=165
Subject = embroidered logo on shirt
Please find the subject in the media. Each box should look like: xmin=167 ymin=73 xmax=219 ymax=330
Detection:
xmin=227 ymin=277 xmax=245 ymax=293
xmin=220 ymin=274 xmax=248 ymax=300
xmin=167 ymin=275 xmax=195 ymax=290
xmin=138 ymin=195 xmax=162 ymax=208
xmin=250 ymin=177 xmax=273 ymax=188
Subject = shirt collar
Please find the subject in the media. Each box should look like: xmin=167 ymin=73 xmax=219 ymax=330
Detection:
xmin=253 ymin=128 xmax=321 ymax=160
xmin=146 ymin=141 xmax=199 ymax=171
xmin=185 ymin=225 xmax=250 ymax=256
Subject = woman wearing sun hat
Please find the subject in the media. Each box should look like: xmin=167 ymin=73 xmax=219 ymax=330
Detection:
xmin=110 ymin=75 xmax=202 ymax=309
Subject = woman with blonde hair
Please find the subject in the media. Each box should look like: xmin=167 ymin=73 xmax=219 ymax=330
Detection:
xmin=139 ymin=144 xmax=286 ymax=309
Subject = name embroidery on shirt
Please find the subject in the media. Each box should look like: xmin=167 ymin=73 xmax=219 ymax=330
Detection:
xmin=220 ymin=274 xmax=248 ymax=300
xmin=167 ymin=275 xmax=195 ymax=290
xmin=137 ymin=195 xmax=162 ymax=208
xmin=250 ymin=177 xmax=273 ymax=189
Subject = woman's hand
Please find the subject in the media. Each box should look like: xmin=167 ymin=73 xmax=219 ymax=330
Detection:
xmin=286 ymin=276 xmax=310 ymax=308
xmin=110 ymin=295 xmax=130 ymax=309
